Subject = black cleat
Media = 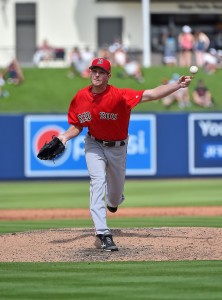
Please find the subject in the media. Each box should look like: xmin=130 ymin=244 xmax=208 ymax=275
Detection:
xmin=97 ymin=233 xmax=118 ymax=251
xmin=107 ymin=205 xmax=118 ymax=213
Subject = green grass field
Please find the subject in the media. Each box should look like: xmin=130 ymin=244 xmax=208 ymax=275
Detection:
xmin=0 ymin=179 xmax=222 ymax=234
xmin=0 ymin=66 xmax=221 ymax=113
xmin=0 ymin=179 xmax=221 ymax=209
xmin=0 ymin=261 xmax=222 ymax=300
xmin=0 ymin=179 xmax=222 ymax=299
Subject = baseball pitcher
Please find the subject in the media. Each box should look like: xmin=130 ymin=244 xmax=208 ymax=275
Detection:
xmin=57 ymin=58 xmax=192 ymax=251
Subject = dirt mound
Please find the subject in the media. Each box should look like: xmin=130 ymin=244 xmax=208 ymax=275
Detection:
xmin=0 ymin=227 xmax=221 ymax=262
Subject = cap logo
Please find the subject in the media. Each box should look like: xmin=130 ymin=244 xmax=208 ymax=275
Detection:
xmin=97 ymin=58 xmax=104 ymax=65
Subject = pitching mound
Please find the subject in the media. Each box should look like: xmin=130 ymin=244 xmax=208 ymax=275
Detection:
xmin=0 ymin=227 xmax=221 ymax=262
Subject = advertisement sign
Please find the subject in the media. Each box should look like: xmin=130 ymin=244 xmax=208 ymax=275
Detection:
xmin=24 ymin=114 xmax=156 ymax=177
xmin=188 ymin=113 xmax=222 ymax=174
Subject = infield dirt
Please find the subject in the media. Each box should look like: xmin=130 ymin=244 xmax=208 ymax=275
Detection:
xmin=0 ymin=207 xmax=222 ymax=262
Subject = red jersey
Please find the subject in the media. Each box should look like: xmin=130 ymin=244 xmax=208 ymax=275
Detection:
xmin=68 ymin=84 xmax=144 ymax=141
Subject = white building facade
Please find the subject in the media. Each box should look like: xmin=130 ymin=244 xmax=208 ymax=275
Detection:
xmin=0 ymin=0 xmax=222 ymax=67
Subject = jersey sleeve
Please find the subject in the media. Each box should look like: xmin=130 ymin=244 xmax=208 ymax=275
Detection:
xmin=68 ymin=97 xmax=82 ymax=127
xmin=121 ymin=88 xmax=144 ymax=109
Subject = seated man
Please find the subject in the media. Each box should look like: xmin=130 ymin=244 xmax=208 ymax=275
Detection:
xmin=117 ymin=56 xmax=144 ymax=83
xmin=203 ymin=48 xmax=218 ymax=74
xmin=124 ymin=59 xmax=144 ymax=83
xmin=68 ymin=46 xmax=92 ymax=78
xmin=162 ymin=73 xmax=190 ymax=108
xmin=4 ymin=59 xmax=24 ymax=85
xmin=33 ymin=39 xmax=54 ymax=65
xmin=192 ymin=79 xmax=213 ymax=107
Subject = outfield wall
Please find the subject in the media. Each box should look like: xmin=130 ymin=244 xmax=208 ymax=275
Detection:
xmin=0 ymin=113 xmax=222 ymax=180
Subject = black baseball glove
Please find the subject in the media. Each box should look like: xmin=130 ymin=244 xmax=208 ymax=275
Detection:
xmin=37 ymin=136 xmax=65 ymax=161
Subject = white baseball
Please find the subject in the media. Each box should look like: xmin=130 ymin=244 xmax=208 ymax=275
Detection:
xmin=189 ymin=66 xmax=198 ymax=74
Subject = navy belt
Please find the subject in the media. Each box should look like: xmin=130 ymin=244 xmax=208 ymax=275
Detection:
xmin=88 ymin=133 xmax=126 ymax=147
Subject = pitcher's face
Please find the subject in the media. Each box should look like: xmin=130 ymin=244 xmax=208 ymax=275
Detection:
xmin=90 ymin=67 xmax=111 ymax=87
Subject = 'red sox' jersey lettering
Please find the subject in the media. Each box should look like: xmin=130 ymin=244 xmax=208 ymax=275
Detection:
xmin=78 ymin=112 xmax=92 ymax=123
xmin=99 ymin=112 xmax=118 ymax=120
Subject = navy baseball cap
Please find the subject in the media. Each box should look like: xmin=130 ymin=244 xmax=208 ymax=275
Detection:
xmin=89 ymin=58 xmax=111 ymax=73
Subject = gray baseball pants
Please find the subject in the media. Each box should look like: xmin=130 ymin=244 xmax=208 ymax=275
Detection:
xmin=84 ymin=134 xmax=128 ymax=235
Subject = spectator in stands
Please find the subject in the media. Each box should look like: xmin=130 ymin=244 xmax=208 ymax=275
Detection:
xmin=203 ymin=48 xmax=218 ymax=74
xmin=124 ymin=58 xmax=144 ymax=83
xmin=109 ymin=38 xmax=121 ymax=52
xmin=0 ymin=71 xmax=9 ymax=98
xmin=192 ymin=79 xmax=213 ymax=108
xmin=68 ymin=46 xmax=82 ymax=78
xmin=80 ymin=46 xmax=94 ymax=78
xmin=162 ymin=73 xmax=191 ymax=109
xmin=81 ymin=46 xmax=94 ymax=66
xmin=54 ymin=48 xmax=65 ymax=60
xmin=113 ymin=48 xmax=127 ymax=67
xmin=193 ymin=30 xmax=210 ymax=67
xmin=178 ymin=25 xmax=194 ymax=67
xmin=116 ymin=55 xmax=144 ymax=83
xmin=33 ymin=39 xmax=54 ymax=65
xmin=4 ymin=59 xmax=24 ymax=85
xmin=98 ymin=47 xmax=111 ymax=60
xmin=162 ymin=30 xmax=177 ymax=66
xmin=108 ymin=37 xmax=127 ymax=64
xmin=68 ymin=46 xmax=93 ymax=79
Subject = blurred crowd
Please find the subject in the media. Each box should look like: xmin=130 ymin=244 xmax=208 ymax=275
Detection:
xmin=33 ymin=39 xmax=66 ymax=65
xmin=98 ymin=38 xmax=145 ymax=83
xmin=159 ymin=24 xmax=218 ymax=109
xmin=32 ymin=38 xmax=145 ymax=83
xmin=161 ymin=73 xmax=213 ymax=109
xmin=31 ymin=26 xmax=222 ymax=80
xmin=1 ymin=26 xmax=219 ymax=108
xmin=161 ymin=25 xmax=222 ymax=74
